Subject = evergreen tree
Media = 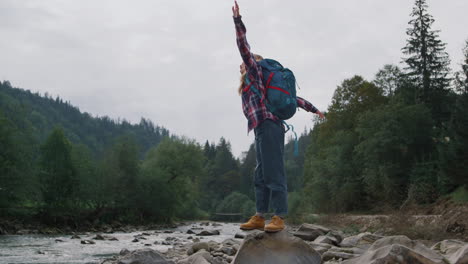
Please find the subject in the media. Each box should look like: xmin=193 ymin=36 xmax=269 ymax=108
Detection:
xmin=402 ymin=0 xmax=451 ymax=122
xmin=39 ymin=127 xmax=77 ymax=211
xmin=373 ymin=64 xmax=403 ymax=97
xmin=454 ymin=39 xmax=468 ymax=94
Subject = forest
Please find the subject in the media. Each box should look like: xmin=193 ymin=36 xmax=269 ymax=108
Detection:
xmin=0 ymin=0 xmax=467 ymax=226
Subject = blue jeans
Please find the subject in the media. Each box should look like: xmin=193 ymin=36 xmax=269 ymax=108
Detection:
xmin=254 ymin=119 xmax=288 ymax=216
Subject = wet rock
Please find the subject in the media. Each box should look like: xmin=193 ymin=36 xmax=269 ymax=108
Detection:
xmin=144 ymin=244 xmax=152 ymax=246
xmin=162 ymin=241 xmax=171 ymax=245
xmin=71 ymin=234 xmax=81 ymax=239
xmin=178 ymin=249 xmax=212 ymax=264
xmin=37 ymin=250 xmax=46 ymax=254
xmin=107 ymin=236 xmax=119 ymax=241
xmin=212 ymin=223 xmax=223 ymax=227
xmin=187 ymin=229 xmax=195 ymax=234
xmin=221 ymin=247 xmax=237 ymax=256
xmin=233 ymin=230 xmax=321 ymax=264
xmin=164 ymin=230 xmax=174 ymax=234
xmin=293 ymin=223 xmax=330 ymax=241
xmin=132 ymin=238 xmax=139 ymax=243
xmin=196 ymin=230 xmax=220 ymax=236
xmin=120 ymin=248 xmax=130 ymax=255
xmin=340 ymin=232 xmax=383 ymax=249
xmin=322 ymin=251 xmax=357 ymax=262
xmin=447 ymin=244 xmax=468 ymax=264
xmin=234 ymin=233 xmax=245 ymax=239
xmin=55 ymin=239 xmax=64 ymax=242
xmin=93 ymin=234 xmax=106 ymax=240
xmin=314 ymin=235 xmax=338 ymax=246
xmin=187 ymin=242 xmax=210 ymax=255
xmin=81 ymin=240 xmax=96 ymax=244
xmin=307 ymin=242 xmax=333 ymax=254
xmin=431 ymin=239 xmax=465 ymax=256
xmin=102 ymin=248 xmax=173 ymax=264
xmin=141 ymin=232 xmax=151 ymax=236
xmin=342 ymin=235 xmax=446 ymax=264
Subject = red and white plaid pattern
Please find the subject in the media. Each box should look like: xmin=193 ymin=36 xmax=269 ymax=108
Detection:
xmin=234 ymin=16 xmax=318 ymax=133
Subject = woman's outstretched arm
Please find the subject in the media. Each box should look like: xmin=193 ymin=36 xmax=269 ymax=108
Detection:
xmin=232 ymin=1 xmax=263 ymax=90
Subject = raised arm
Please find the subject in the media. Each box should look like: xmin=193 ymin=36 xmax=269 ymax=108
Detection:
xmin=232 ymin=1 xmax=262 ymax=83
xmin=297 ymin=96 xmax=325 ymax=118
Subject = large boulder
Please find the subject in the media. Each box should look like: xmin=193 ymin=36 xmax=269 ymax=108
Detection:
xmin=101 ymin=248 xmax=174 ymax=264
xmin=177 ymin=249 xmax=212 ymax=264
xmin=232 ymin=231 xmax=322 ymax=264
xmin=448 ymin=244 xmax=468 ymax=264
xmin=340 ymin=232 xmax=383 ymax=249
xmin=342 ymin=235 xmax=447 ymax=264
xmin=293 ymin=223 xmax=330 ymax=241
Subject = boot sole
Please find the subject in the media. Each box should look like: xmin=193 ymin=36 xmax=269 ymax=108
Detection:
xmin=240 ymin=227 xmax=264 ymax=231
xmin=264 ymin=227 xmax=285 ymax=233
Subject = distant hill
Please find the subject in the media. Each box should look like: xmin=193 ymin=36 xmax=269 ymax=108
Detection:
xmin=0 ymin=80 xmax=170 ymax=157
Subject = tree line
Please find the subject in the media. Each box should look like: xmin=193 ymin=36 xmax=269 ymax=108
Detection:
xmin=301 ymin=0 xmax=467 ymax=214
xmin=1 ymin=0 xmax=467 ymax=225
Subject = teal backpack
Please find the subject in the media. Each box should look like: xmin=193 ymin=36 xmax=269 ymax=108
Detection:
xmin=246 ymin=59 xmax=297 ymax=120
xmin=246 ymin=58 xmax=300 ymax=155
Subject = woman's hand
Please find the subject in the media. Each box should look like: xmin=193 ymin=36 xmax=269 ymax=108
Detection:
xmin=232 ymin=1 xmax=240 ymax=18
xmin=316 ymin=110 xmax=325 ymax=119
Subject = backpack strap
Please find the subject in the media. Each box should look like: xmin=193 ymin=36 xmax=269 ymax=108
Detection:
xmin=282 ymin=121 xmax=299 ymax=156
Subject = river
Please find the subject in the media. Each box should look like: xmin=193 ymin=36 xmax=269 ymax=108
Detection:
xmin=0 ymin=222 xmax=241 ymax=264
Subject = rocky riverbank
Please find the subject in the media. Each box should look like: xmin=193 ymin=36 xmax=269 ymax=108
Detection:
xmin=100 ymin=222 xmax=468 ymax=264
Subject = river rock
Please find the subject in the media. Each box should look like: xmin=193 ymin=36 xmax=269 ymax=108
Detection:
xmin=314 ymin=235 xmax=339 ymax=246
xmin=431 ymin=239 xmax=466 ymax=256
xmin=120 ymin=249 xmax=130 ymax=255
xmin=340 ymin=232 xmax=383 ymax=249
xmin=232 ymin=230 xmax=321 ymax=264
xmin=81 ymin=240 xmax=96 ymax=244
xmin=187 ymin=229 xmax=195 ymax=234
xmin=342 ymin=235 xmax=446 ymax=264
xmin=234 ymin=233 xmax=245 ymax=239
xmin=187 ymin=242 xmax=210 ymax=255
xmin=196 ymin=230 xmax=220 ymax=236
xmin=177 ymin=249 xmax=212 ymax=264
xmin=448 ymin=244 xmax=468 ymax=264
xmin=94 ymin=234 xmax=106 ymax=240
xmin=71 ymin=234 xmax=81 ymax=239
xmin=221 ymin=246 xmax=237 ymax=256
xmin=102 ymin=248 xmax=173 ymax=264
xmin=307 ymin=242 xmax=333 ymax=254
xmin=293 ymin=223 xmax=330 ymax=241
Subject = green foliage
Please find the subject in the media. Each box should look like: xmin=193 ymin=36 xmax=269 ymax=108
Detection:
xmin=402 ymin=0 xmax=452 ymax=124
xmin=138 ymin=138 xmax=206 ymax=221
xmin=304 ymin=76 xmax=386 ymax=213
xmin=200 ymin=138 xmax=240 ymax=211
xmin=39 ymin=127 xmax=77 ymax=211
xmin=215 ymin=192 xmax=255 ymax=219
xmin=355 ymin=102 xmax=433 ymax=206
xmin=449 ymin=187 xmax=468 ymax=203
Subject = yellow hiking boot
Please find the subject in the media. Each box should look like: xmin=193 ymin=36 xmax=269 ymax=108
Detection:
xmin=240 ymin=215 xmax=265 ymax=230
xmin=264 ymin=215 xmax=285 ymax=233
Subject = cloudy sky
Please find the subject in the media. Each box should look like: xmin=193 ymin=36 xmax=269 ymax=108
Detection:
xmin=1 ymin=0 xmax=467 ymax=157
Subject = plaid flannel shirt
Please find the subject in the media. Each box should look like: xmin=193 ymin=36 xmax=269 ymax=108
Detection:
xmin=234 ymin=16 xmax=318 ymax=133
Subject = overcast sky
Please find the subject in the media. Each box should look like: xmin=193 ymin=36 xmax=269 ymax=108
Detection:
xmin=1 ymin=0 xmax=467 ymax=157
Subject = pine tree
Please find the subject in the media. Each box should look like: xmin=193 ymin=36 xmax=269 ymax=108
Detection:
xmin=454 ymin=39 xmax=468 ymax=94
xmin=39 ymin=127 xmax=77 ymax=210
xmin=402 ymin=0 xmax=451 ymax=105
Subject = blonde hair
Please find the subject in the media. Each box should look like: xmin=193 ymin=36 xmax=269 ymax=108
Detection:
xmin=238 ymin=54 xmax=264 ymax=95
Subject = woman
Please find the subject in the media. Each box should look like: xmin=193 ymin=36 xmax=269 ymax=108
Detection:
xmin=232 ymin=1 xmax=325 ymax=232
